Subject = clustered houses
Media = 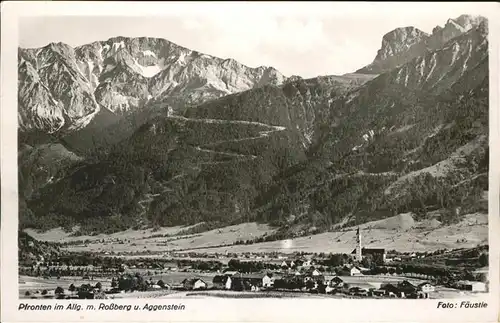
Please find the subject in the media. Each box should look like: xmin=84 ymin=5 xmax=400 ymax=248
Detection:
xmin=181 ymin=278 xmax=208 ymax=290
xmin=22 ymin=226 xmax=486 ymax=299
xmin=207 ymin=263 xmax=438 ymax=298
xmin=212 ymin=272 xmax=278 ymax=292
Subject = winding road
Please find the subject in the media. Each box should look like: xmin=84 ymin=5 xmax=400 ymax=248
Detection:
xmin=136 ymin=115 xmax=288 ymax=217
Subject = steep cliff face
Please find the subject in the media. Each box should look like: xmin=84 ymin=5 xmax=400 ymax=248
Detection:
xmin=321 ymin=22 xmax=488 ymax=158
xmin=18 ymin=43 xmax=101 ymax=133
xmin=356 ymin=14 xmax=486 ymax=74
xmin=357 ymin=27 xmax=429 ymax=74
xmin=18 ymin=60 xmax=66 ymax=133
xmin=427 ymin=15 xmax=487 ymax=50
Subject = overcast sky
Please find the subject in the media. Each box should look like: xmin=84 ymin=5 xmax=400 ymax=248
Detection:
xmin=18 ymin=2 xmax=490 ymax=78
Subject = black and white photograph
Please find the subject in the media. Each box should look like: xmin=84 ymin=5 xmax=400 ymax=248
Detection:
xmin=2 ymin=1 xmax=499 ymax=323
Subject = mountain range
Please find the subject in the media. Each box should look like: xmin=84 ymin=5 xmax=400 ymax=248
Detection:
xmin=18 ymin=14 xmax=489 ymax=241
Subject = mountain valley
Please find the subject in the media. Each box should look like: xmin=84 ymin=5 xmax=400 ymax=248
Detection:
xmin=17 ymin=14 xmax=489 ymax=251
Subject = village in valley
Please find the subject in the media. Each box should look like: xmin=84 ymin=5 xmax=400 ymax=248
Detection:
xmin=19 ymin=227 xmax=489 ymax=300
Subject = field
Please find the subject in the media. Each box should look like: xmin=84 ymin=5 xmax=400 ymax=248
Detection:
xmin=23 ymin=224 xmax=205 ymax=243
xmin=24 ymin=212 xmax=487 ymax=256
xmin=19 ymin=274 xmax=480 ymax=300
xmin=180 ymin=213 xmax=487 ymax=254
xmin=25 ymin=222 xmax=275 ymax=255
xmin=159 ymin=288 xmax=480 ymax=299
xmin=19 ymin=276 xmax=112 ymax=298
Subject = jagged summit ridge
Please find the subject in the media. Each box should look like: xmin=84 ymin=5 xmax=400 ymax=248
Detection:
xmin=356 ymin=14 xmax=487 ymax=74
xmin=18 ymin=36 xmax=287 ymax=133
xmin=375 ymin=27 xmax=429 ymax=61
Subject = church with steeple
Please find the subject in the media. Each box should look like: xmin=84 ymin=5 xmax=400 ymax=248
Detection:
xmin=351 ymin=227 xmax=387 ymax=264
xmin=355 ymin=227 xmax=363 ymax=261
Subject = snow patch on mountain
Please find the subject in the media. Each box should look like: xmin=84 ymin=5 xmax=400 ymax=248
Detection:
xmin=138 ymin=65 xmax=163 ymax=78
xmin=425 ymin=53 xmax=437 ymax=82
xmin=142 ymin=50 xmax=156 ymax=58
xmin=112 ymin=41 xmax=125 ymax=53
xmin=447 ymin=46 xmax=459 ymax=68
xmin=177 ymin=52 xmax=187 ymax=65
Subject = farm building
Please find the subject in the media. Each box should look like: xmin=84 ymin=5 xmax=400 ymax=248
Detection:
xmin=230 ymin=274 xmax=263 ymax=291
xmin=215 ymin=272 xmax=279 ymax=290
xmin=301 ymin=259 xmax=315 ymax=267
xmin=223 ymin=270 xmax=239 ymax=276
xmin=380 ymin=283 xmax=400 ymax=297
xmin=181 ymin=278 xmax=207 ymax=290
xmin=212 ymin=275 xmax=232 ymax=290
xmin=341 ymin=266 xmax=365 ymax=276
xmin=311 ymin=269 xmax=322 ymax=276
xmin=281 ymin=260 xmax=296 ymax=268
xmin=457 ymin=281 xmax=487 ymax=292
xmin=411 ymin=282 xmax=434 ymax=298
xmin=262 ymin=274 xmax=273 ymax=288
xmin=396 ymin=280 xmax=418 ymax=298
xmin=324 ymin=276 xmax=344 ymax=288
xmin=418 ymin=282 xmax=435 ymax=293
xmin=373 ymin=281 xmax=429 ymax=298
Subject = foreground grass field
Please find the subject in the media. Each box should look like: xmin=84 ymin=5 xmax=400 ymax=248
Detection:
xmin=19 ymin=274 xmax=480 ymax=300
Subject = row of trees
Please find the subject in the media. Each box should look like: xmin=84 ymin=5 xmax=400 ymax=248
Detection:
xmin=227 ymin=259 xmax=281 ymax=273
xmin=273 ymin=277 xmax=326 ymax=293
xmin=177 ymin=259 xmax=223 ymax=271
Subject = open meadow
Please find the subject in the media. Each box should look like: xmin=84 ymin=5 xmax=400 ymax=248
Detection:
xmin=19 ymin=274 xmax=480 ymax=300
xmin=24 ymin=212 xmax=487 ymax=257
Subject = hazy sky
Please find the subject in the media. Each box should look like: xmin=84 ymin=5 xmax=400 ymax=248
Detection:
xmin=18 ymin=2 xmax=490 ymax=78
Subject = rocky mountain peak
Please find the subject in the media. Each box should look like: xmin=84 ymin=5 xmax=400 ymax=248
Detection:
xmin=356 ymin=26 xmax=429 ymax=74
xmin=426 ymin=15 xmax=486 ymax=51
xmin=375 ymin=27 xmax=429 ymax=61
xmin=356 ymin=14 xmax=487 ymax=74
xmin=453 ymin=14 xmax=487 ymax=31
xmin=18 ymin=35 xmax=289 ymax=134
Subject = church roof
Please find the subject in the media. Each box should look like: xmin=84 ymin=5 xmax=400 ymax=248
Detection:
xmin=351 ymin=248 xmax=386 ymax=254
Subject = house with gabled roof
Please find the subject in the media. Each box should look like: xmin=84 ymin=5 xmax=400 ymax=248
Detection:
xmin=213 ymin=275 xmax=232 ymax=290
xmin=311 ymin=269 xmax=322 ymax=276
xmin=225 ymin=272 xmax=281 ymax=291
xmin=327 ymin=276 xmax=344 ymax=287
xmin=341 ymin=265 xmax=365 ymax=276
xmin=181 ymin=278 xmax=207 ymax=290
xmin=222 ymin=270 xmax=239 ymax=276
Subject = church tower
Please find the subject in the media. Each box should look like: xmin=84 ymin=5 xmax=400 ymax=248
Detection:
xmin=356 ymin=227 xmax=362 ymax=262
